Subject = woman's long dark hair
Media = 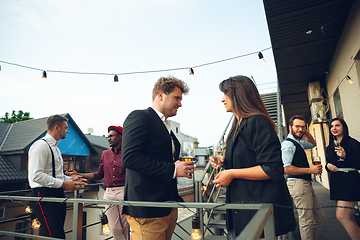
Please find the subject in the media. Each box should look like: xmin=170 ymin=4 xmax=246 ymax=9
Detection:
xmin=219 ymin=75 xmax=277 ymax=143
xmin=326 ymin=118 xmax=349 ymax=156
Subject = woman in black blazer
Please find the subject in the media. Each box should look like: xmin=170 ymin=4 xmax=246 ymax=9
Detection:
xmin=210 ymin=75 xmax=296 ymax=237
xmin=325 ymin=118 xmax=360 ymax=239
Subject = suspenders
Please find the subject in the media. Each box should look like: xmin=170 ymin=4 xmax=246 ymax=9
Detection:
xmin=42 ymin=139 xmax=56 ymax=178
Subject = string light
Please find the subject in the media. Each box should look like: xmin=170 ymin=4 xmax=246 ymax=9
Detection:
xmin=326 ymin=60 xmax=356 ymax=101
xmin=101 ymin=213 xmax=110 ymax=235
xmin=189 ymin=68 xmax=194 ymax=75
xmin=0 ymin=47 xmax=272 ymax=81
xmin=317 ymin=114 xmax=322 ymax=122
xmin=346 ymin=75 xmax=353 ymax=84
xmin=30 ymin=209 xmax=41 ymax=229
xmin=258 ymin=52 xmax=266 ymax=65
xmin=114 ymin=75 xmax=119 ymax=83
xmin=25 ymin=206 xmax=31 ymax=213
xmin=191 ymin=214 xmax=201 ymax=240
xmin=42 ymin=71 xmax=47 ymax=79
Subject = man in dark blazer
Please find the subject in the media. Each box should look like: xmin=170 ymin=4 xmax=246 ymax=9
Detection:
xmin=122 ymin=76 xmax=194 ymax=240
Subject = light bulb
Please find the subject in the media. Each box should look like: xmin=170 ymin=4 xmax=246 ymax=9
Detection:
xmin=346 ymin=76 xmax=353 ymax=84
xmin=191 ymin=215 xmax=201 ymax=240
xmin=191 ymin=228 xmax=201 ymax=240
xmin=102 ymin=224 xmax=110 ymax=235
xmin=317 ymin=114 xmax=322 ymax=122
xmin=32 ymin=218 xmax=41 ymax=229
xmin=189 ymin=68 xmax=194 ymax=75
xmin=101 ymin=213 xmax=110 ymax=235
xmin=114 ymin=75 xmax=119 ymax=83
xmin=258 ymin=52 xmax=266 ymax=65
xmin=25 ymin=206 xmax=31 ymax=213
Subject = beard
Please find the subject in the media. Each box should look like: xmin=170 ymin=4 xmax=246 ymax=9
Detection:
xmin=290 ymin=127 xmax=304 ymax=140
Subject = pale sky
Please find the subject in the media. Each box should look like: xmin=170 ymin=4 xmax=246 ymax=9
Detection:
xmin=0 ymin=0 xmax=278 ymax=147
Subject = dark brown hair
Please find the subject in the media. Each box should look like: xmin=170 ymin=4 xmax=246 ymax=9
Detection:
xmin=47 ymin=115 xmax=68 ymax=131
xmin=152 ymin=76 xmax=189 ymax=100
xmin=219 ymin=75 xmax=277 ymax=142
xmin=288 ymin=115 xmax=306 ymax=126
xmin=326 ymin=118 xmax=349 ymax=156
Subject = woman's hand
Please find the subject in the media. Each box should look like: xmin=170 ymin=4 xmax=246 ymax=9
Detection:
xmin=327 ymin=163 xmax=338 ymax=172
xmin=209 ymin=156 xmax=225 ymax=169
xmin=335 ymin=146 xmax=346 ymax=158
xmin=213 ymin=169 xmax=234 ymax=187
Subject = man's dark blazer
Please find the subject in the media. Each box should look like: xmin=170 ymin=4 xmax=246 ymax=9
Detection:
xmin=122 ymin=107 xmax=183 ymax=218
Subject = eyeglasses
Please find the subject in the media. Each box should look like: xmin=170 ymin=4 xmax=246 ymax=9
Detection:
xmin=107 ymin=134 xmax=121 ymax=138
xmin=293 ymin=125 xmax=306 ymax=130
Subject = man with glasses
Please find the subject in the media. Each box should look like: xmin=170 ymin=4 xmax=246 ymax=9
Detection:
xmin=281 ymin=115 xmax=326 ymax=240
xmin=66 ymin=126 xmax=129 ymax=240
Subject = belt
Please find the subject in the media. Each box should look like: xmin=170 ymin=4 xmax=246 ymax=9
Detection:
xmin=337 ymin=168 xmax=360 ymax=173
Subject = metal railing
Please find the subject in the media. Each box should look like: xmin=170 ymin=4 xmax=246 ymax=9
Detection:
xmin=0 ymin=195 xmax=276 ymax=240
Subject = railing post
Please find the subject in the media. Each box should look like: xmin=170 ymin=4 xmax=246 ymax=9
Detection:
xmin=194 ymin=180 xmax=204 ymax=239
xmin=263 ymin=205 xmax=275 ymax=240
xmin=72 ymin=190 xmax=83 ymax=240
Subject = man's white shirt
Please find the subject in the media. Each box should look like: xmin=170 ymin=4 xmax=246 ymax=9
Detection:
xmin=28 ymin=133 xmax=70 ymax=188
xmin=151 ymin=107 xmax=177 ymax=178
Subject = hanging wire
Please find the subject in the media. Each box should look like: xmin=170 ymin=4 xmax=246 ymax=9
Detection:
xmin=327 ymin=60 xmax=356 ymax=100
xmin=0 ymin=47 xmax=272 ymax=77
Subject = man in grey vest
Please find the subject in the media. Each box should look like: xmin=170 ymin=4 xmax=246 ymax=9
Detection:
xmin=281 ymin=115 xmax=326 ymax=240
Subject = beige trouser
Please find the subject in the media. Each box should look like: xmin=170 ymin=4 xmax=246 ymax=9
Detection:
xmin=126 ymin=208 xmax=178 ymax=240
xmin=287 ymin=179 xmax=326 ymax=240
xmin=104 ymin=186 xmax=129 ymax=240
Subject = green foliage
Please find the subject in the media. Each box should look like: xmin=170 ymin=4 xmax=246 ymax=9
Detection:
xmin=1 ymin=110 xmax=33 ymax=123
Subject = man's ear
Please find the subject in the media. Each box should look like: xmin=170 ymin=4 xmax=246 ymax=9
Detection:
xmin=157 ymin=91 xmax=164 ymax=101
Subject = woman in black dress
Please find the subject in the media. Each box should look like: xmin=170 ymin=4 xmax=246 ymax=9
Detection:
xmin=209 ymin=75 xmax=296 ymax=238
xmin=326 ymin=118 xmax=360 ymax=239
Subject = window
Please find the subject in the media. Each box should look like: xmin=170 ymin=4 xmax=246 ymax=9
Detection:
xmin=63 ymin=156 xmax=75 ymax=172
xmin=63 ymin=156 xmax=87 ymax=173
xmin=333 ymin=88 xmax=343 ymax=119
xmin=15 ymin=221 xmax=29 ymax=240
xmin=0 ymin=206 xmax=4 ymax=218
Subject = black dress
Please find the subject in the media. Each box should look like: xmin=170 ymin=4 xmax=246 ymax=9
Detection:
xmin=325 ymin=136 xmax=360 ymax=201
xmin=224 ymin=115 xmax=296 ymax=236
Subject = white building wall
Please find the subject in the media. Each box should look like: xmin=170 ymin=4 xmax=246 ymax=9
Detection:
xmin=169 ymin=120 xmax=197 ymax=148
xmin=308 ymin=123 xmax=330 ymax=189
xmin=326 ymin=0 xmax=360 ymax=140
xmin=64 ymin=187 xmax=109 ymax=240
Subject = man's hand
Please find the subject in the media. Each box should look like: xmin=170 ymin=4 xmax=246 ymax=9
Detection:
xmin=62 ymin=176 xmax=88 ymax=191
xmin=175 ymin=160 xmax=194 ymax=179
xmin=310 ymin=164 xmax=323 ymax=174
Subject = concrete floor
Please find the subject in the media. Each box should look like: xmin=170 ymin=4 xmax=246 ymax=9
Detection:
xmin=291 ymin=181 xmax=352 ymax=240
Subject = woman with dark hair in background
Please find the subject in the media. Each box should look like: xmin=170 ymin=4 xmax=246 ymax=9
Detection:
xmin=210 ymin=75 xmax=296 ymax=238
xmin=326 ymin=118 xmax=360 ymax=240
